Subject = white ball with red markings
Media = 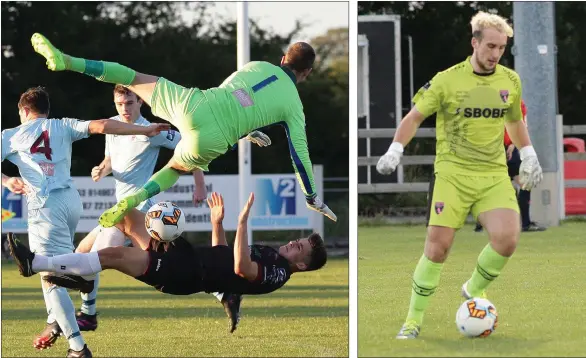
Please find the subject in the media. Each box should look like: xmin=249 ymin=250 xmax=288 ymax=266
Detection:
xmin=456 ymin=298 xmax=499 ymax=338
xmin=145 ymin=201 xmax=185 ymax=242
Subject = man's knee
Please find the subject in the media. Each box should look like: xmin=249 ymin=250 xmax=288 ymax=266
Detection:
xmin=424 ymin=226 xmax=456 ymax=263
xmin=488 ymin=227 xmax=519 ymax=256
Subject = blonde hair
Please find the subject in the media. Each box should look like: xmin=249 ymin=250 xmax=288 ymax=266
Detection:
xmin=471 ymin=11 xmax=514 ymax=38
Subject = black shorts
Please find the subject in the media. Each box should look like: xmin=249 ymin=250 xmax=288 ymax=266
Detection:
xmin=507 ymin=147 xmax=521 ymax=179
xmin=134 ymin=247 xmax=205 ymax=295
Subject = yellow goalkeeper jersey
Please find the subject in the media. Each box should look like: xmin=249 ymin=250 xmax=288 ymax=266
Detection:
xmin=413 ymin=57 xmax=524 ymax=176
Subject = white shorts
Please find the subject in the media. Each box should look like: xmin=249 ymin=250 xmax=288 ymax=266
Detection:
xmin=27 ymin=187 xmax=82 ymax=256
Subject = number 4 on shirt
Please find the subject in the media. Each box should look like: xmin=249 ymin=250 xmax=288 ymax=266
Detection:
xmin=30 ymin=130 xmax=52 ymax=160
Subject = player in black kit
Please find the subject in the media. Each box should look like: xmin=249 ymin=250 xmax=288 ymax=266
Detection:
xmin=8 ymin=192 xmax=328 ymax=331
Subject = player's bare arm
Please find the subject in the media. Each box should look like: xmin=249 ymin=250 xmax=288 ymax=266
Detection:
xmin=88 ymin=119 xmax=169 ymax=137
xmin=193 ymin=169 xmax=207 ymax=204
xmin=377 ymin=107 xmax=426 ymax=175
xmin=233 ymin=193 xmax=259 ymax=281
xmin=208 ymin=192 xmax=228 ymax=247
xmin=504 ymin=120 xmax=532 ymax=149
xmin=393 ymin=107 xmax=427 ymax=147
xmin=91 ymin=156 xmax=112 ymax=182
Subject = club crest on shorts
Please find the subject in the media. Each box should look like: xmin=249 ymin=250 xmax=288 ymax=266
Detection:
xmin=435 ymin=202 xmax=444 ymax=215
xmin=499 ymin=90 xmax=509 ymax=103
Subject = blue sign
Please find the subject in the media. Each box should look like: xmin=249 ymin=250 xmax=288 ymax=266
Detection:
xmin=255 ymin=178 xmax=296 ymax=216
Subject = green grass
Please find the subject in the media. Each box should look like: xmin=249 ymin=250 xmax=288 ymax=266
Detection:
xmin=358 ymin=222 xmax=586 ymax=357
xmin=1 ymin=258 xmax=348 ymax=357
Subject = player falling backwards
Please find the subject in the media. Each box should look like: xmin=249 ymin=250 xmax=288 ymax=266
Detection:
xmin=30 ymin=33 xmax=337 ymax=228
xmin=376 ymin=11 xmax=543 ymax=339
xmin=72 ymin=85 xmax=258 ymax=335
xmin=8 ymin=192 xmax=328 ymax=307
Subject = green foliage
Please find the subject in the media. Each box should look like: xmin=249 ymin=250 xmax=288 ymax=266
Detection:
xmin=1 ymin=2 xmax=349 ymax=182
xmin=358 ymin=1 xmax=585 ymax=127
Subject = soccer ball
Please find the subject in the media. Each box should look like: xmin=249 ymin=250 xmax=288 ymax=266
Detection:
xmin=145 ymin=202 xmax=185 ymax=242
xmin=455 ymin=298 xmax=498 ymax=338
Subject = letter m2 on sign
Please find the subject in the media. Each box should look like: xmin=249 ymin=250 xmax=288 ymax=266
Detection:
xmin=255 ymin=178 xmax=296 ymax=216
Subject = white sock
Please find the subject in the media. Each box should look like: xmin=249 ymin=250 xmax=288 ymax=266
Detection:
xmin=45 ymin=285 xmax=86 ymax=351
xmin=92 ymin=226 xmax=126 ymax=251
xmin=33 ymin=252 xmax=102 ymax=276
xmin=41 ymin=277 xmax=56 ymax=324
xmin=78 ymin=226 xmax=124 ymax=315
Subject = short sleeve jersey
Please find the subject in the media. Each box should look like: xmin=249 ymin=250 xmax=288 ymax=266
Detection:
xmin=1 ymin=118 xmax=90 ymax=209
xmin=198 ymin=244 xmax=292 ymax=295
xmin=413 ymin=57 xmax=524 ymax=175
xmin=104 ymin=115 xmax=181 ymax=200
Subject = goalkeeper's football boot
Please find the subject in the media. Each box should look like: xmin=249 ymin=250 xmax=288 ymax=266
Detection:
xmin=461 ymin=280 xmax=488 ymax=300
xmin=66 ymin=344 xmax=93 ymax=358
xmin=222 ymin=293 xmax=242 ymax=333
xmin=7 ymin=233 xmax=36 ymax=277
xmin=99 ymin=198 xmax=134 ymax=228
xmin=33 ymin=321 xmax=62 ymax=350
xmin=31 ymin=33 xmax=67 ymax=71
xmin=396 ymin=320 xmax=421 ymax=339
xmin=76 ymin=311 xmax=98 ymax=332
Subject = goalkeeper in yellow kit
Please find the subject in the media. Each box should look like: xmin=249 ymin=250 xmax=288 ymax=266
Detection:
xmin=376 ymin=12 xmax=543 ymax=339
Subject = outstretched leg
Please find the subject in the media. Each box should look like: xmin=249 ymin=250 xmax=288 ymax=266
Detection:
xmin=99 ymin=159 xmax=190 ymax=227
xmin=31 ymin=33 xmax=159 ymax=106
xmin=8 ymin=232 xmax=148 ymax=279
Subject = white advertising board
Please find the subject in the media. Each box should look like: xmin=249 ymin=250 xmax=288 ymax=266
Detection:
xmin=2 ymin=170 xmax=324 ymax=235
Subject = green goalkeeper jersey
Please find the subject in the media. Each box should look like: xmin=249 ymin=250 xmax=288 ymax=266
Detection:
xmin=413 ymin=57 xmax=524 ymax=176
xmin=203 ymin=61 xmax=316 ymax=198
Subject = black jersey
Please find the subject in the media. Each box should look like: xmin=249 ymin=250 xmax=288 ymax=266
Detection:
xmin=199 ymin=244 xmax=292 ymax=295
xmin=135 ymin=238 xmax=292 ymax=296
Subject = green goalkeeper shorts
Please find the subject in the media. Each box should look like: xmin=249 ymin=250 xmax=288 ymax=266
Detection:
xmin=426 ymin=173 xmax=520 ymax=229
xmin=150 ymin=77 xmax=230 ymax=171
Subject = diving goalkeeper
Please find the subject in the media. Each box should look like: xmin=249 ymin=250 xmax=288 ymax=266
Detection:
xmin=31 ymin=34 xmax=337 ymax=228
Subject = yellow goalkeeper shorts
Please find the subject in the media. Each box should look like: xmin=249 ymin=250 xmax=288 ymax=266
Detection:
xmin=426 ymin=173 xmax=520 ymax=229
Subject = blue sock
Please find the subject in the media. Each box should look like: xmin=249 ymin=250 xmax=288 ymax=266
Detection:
xmin=45 ymin=285 xmax=85 ymax=351
xmin=80 ymin=273 xmax=99 ymax=315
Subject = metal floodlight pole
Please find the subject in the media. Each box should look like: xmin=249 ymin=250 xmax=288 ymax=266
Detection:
xmin=237 ymin=1 xmax=252 ymax=244
xmin=513 ymin=1 xmax=561 ymax=226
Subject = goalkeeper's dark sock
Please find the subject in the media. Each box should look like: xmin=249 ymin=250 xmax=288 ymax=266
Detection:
xmin=518 ymin=189 xmax=531 ymax=227
xmin=467 ymin=244 xmax=510 ymax=297
xmin=126 ymin=167 xmax=181 ymax=207
xmin=65 ymin=55 xmax=136 ymax=85
xmin=405 ymin=254 xmax=443 ymax=325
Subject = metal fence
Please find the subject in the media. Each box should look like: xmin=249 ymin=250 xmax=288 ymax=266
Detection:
xmin=358 ymin=124 xmax=586 ymax=194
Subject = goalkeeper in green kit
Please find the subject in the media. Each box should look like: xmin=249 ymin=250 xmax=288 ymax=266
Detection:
xmin=31 ymin=33 xmax=336 ymax=227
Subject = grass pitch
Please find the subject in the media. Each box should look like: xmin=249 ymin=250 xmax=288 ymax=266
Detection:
xmin=358 ymin=222 xmax=586 ymax=357
xmin=2 ymin=258 xmax=348 ymax=357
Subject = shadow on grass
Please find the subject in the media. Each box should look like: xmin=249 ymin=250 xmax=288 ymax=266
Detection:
xmin=2 ymin=289 xmax=348 ymax=302
xmin=415 ymin=334 xmax=547 ymax=355
xmin=1 ymin=304 xmax=348 ymax=321
xmin=1 ymin=284 xmax=348 ymax=294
